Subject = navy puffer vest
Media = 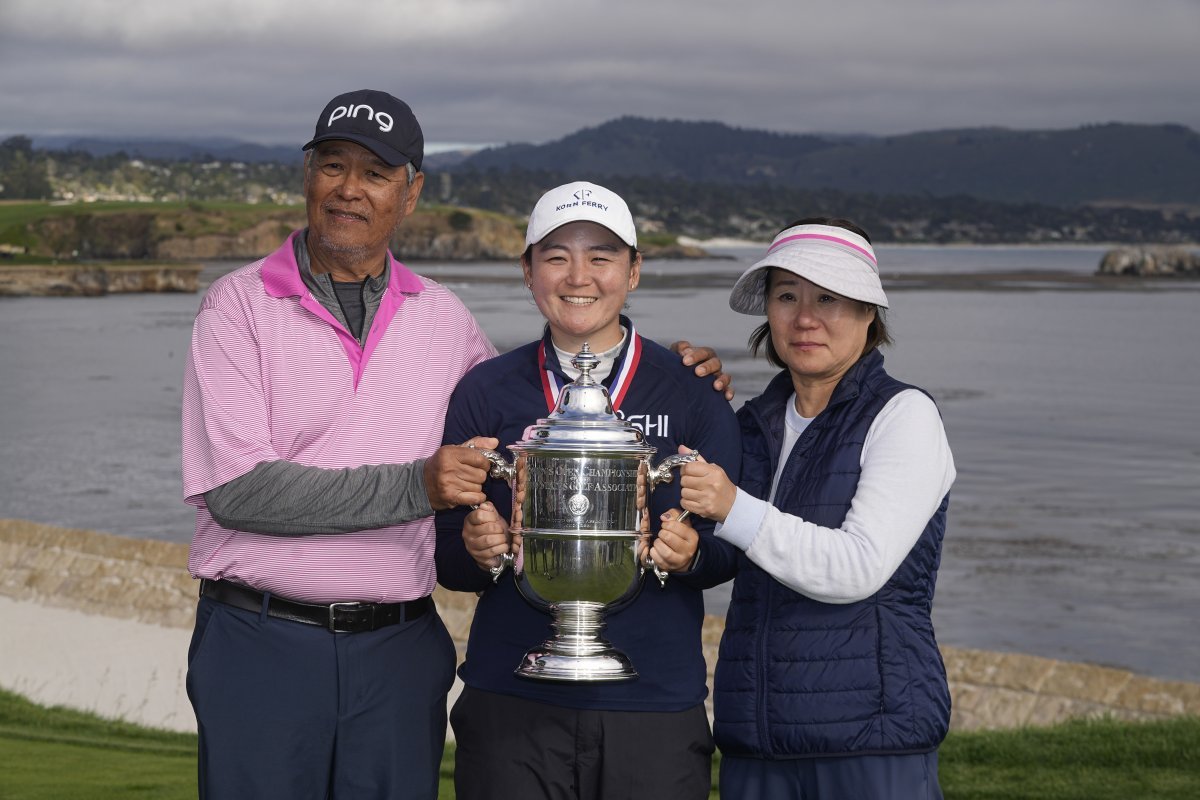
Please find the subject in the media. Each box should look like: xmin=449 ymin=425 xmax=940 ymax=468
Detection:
xmin=714 ymin=350 xmax=951 ymax=758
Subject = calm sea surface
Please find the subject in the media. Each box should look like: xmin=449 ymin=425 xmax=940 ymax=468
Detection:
xmin=2 ymin=244 xmax=1198 ymax=682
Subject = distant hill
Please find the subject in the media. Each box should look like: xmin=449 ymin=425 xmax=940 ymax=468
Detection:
xmin=451 ymin=118 xmax=1200 ymax=208
xmin=457 ymin=117 xmax=832 ymax=176
xmin=10 ymin=121 xmax=1200 ymax=244
xmin=31 ymin=135 xmax=489 ymax=171
xmin=32 ymin=135 xmax=301 ymax=164
xmin=27 ymin=119 xmax=1200 ymax=208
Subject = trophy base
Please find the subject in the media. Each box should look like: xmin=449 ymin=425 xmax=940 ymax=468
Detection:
xmin=514 ymin=601 xmax=639 ymax=682
xmin=515 ymin=647 xmax=638 ymax=682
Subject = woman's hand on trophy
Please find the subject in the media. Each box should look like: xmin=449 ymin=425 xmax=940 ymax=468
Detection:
xmin=464 ymin=501 xmax=516 ymax=572
xmin=652 ymin=509 xmax=699 ymax=573
xmin=678 ymin=448 xmax=737 ymax=523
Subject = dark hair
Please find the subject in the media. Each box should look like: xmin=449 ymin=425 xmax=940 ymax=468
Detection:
xmin=780 ymin=216 xmax=873 ymax=243
xmin=748 ymin=216 xmax=892 ymax=368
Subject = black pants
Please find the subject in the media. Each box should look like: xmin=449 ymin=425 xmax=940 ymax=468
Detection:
xmin=451 ymin=685 xmax=714 ymax=800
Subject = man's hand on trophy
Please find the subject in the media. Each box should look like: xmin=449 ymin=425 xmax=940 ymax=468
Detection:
xmin=651 ymin=509 xmax=699 ymax=573
xmin=464 ymin=501 xmax=517 ymax=572
xmin=423 ymin=437 xmax=501 ymax=510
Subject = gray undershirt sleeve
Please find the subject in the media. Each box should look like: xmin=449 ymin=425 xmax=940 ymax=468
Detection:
xmin=204 ymin=459 xmax=434 ymax=536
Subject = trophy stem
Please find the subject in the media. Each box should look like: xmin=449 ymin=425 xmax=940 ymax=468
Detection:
xmin=515 ymin=601 xmax=638 ymax=682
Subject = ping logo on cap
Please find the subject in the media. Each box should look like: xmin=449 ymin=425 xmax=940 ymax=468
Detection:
xmin=327 ymin=104 xmax=394 ymax=133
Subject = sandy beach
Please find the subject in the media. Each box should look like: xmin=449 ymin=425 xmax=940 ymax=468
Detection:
xmin=1 ymin=595 xmax=195 ymax=731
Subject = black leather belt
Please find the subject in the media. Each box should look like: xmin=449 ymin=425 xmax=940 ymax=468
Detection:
xmin=199 ymin=579 xmax=431 ymax=633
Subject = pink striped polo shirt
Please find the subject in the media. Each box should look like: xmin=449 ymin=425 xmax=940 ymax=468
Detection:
xmin=182 ymin=231 xmax=497 ymax=603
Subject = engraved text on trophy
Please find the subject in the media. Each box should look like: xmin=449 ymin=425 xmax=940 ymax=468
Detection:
xmin=523 ymin=455 xmax=641 ymax=531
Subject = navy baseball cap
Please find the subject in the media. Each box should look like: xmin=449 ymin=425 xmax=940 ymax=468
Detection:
xmin=302 ymin=89 xmax=424 ymax=170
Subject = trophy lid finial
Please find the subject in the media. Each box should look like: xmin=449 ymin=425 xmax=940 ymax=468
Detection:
xmin=549 ymin=343 xmax=612 ymax=420
xmin=571 ymin=343 xmax=599 ymax=385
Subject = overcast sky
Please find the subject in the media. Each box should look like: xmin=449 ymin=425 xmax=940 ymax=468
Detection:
xmin=2 ymin=0 xmax=1198 ymax=150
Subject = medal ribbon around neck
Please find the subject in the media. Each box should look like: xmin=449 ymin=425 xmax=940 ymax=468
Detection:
xmin=537 ymin=325 xmax=643 ymax=414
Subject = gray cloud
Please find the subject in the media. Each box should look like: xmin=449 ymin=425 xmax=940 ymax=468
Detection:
xmin=2 ymin=0 xmax=1197 ymax=147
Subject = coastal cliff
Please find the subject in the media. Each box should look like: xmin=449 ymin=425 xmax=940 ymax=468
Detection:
xmin=1 ymin=203 xmax=709 ymax=295
xmin=0 ymin=205 xmax=524 ymax=296
xmin=18 ymin=205 xmax=705 ymax=263
xmin=17 ymin=205 xmax=527 ymax=263
xmin=0 ymin=263 xmax=202 ymax=296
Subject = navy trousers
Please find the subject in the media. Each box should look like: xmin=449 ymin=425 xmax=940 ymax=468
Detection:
xmin=186 ymin=595 xmax=456 ymax=800
xmin=720 ymin=751 xmax=944 ymax=800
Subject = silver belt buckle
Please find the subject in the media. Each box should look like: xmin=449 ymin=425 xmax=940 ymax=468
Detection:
xmin=328 ymin=601 xmax=366 ymax=632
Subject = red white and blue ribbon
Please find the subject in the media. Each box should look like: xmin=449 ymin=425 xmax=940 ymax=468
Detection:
xmin=537 ymin=325 xmax=642 ymax=414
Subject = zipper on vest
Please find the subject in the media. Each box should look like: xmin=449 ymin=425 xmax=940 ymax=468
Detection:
xmin=748 ymin=401 xmax=778 ymax=755
xmin=756 ymin=576 xmax=773 ymax=754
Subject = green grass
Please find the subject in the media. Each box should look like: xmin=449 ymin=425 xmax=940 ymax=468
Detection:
xmin=0 ymin=689 xmax=196 ymax=799
xmin=938 ymin=715 xmax=1200 ymax=799
xmin=0 ymin=200 xmax=515 ymax=235
xmin=0 ymin=200 xmax=303 ymax=255
xmin=1 ymin=687 xmax=1197 ymax=799
xmin=0 ymin=200 xmax=280 ymax=232
xmin=0 ymin=200 xmax=296 ymax=226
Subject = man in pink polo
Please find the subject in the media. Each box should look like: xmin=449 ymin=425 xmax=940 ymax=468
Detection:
xmin=181 ymin=90 xmax=500 ymax=800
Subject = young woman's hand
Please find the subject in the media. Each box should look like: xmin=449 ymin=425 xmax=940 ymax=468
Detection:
xmin=463 ymin=501 xmax=517 ymax=572
xmin=649 ymin=509 xmax=699 ymax=573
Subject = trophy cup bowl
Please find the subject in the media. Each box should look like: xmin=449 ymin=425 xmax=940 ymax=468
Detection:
xmin=477 ymin=345 xmax=698 ymax=682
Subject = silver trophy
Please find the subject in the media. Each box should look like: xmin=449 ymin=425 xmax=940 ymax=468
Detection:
xmin=478 ymin=345 xmax=697 ymax=682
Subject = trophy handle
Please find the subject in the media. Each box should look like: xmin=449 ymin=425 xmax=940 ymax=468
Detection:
xmin=490 ymin=552 xmax=514 ymax=583
xmin=641 ymin=553 xmax=670 ymax=589
xmin=647 ymin=450 xmax=699 ymax=487
xmin=468 ymin=448 xmax=516 ymax=582
xmin=642 ymin=452 xmax=700 ymax=588
xmin=476 ymin=448 xmax=516 ymax=483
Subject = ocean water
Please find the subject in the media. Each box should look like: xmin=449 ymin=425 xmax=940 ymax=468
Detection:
xmin=2 ymin=244 xmax=1198 ymax=682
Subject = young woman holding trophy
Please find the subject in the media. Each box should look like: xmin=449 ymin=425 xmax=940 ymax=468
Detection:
xmin=435 ymin=181 xmax=741 ymax=800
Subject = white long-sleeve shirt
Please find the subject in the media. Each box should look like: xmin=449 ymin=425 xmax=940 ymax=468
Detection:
xmin=716 ymin=389 xmax=955 ymax=604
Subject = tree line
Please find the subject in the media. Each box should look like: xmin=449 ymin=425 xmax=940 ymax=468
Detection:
xmin=4 ymin=136 xmax=1199 ymax=245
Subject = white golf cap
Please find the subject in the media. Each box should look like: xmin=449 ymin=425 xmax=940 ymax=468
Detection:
xmin=728 ymin=223 xmax=889 ymax=313
xmin=524 ymin=181 xmax=637 ymax=248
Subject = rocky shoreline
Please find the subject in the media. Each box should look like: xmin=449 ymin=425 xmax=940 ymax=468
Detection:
xmin=3 ymin=215 xmax=1195 ymax=298
xmin=2 ymin=519 xmax=1196 ymax=734
xmin=0 ymin=263 xmax=203 ymax=296
xmin=1097 ymin=245 xmax=1200 ymax=276
xmin=5 ymin=263 xmax=1193 ymax=299
xmin=4 ymin=205 xmax=709 ymax=281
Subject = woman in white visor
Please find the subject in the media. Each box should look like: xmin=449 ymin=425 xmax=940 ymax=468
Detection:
xmin=679 ymin=217 xmax=956 ymax=800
